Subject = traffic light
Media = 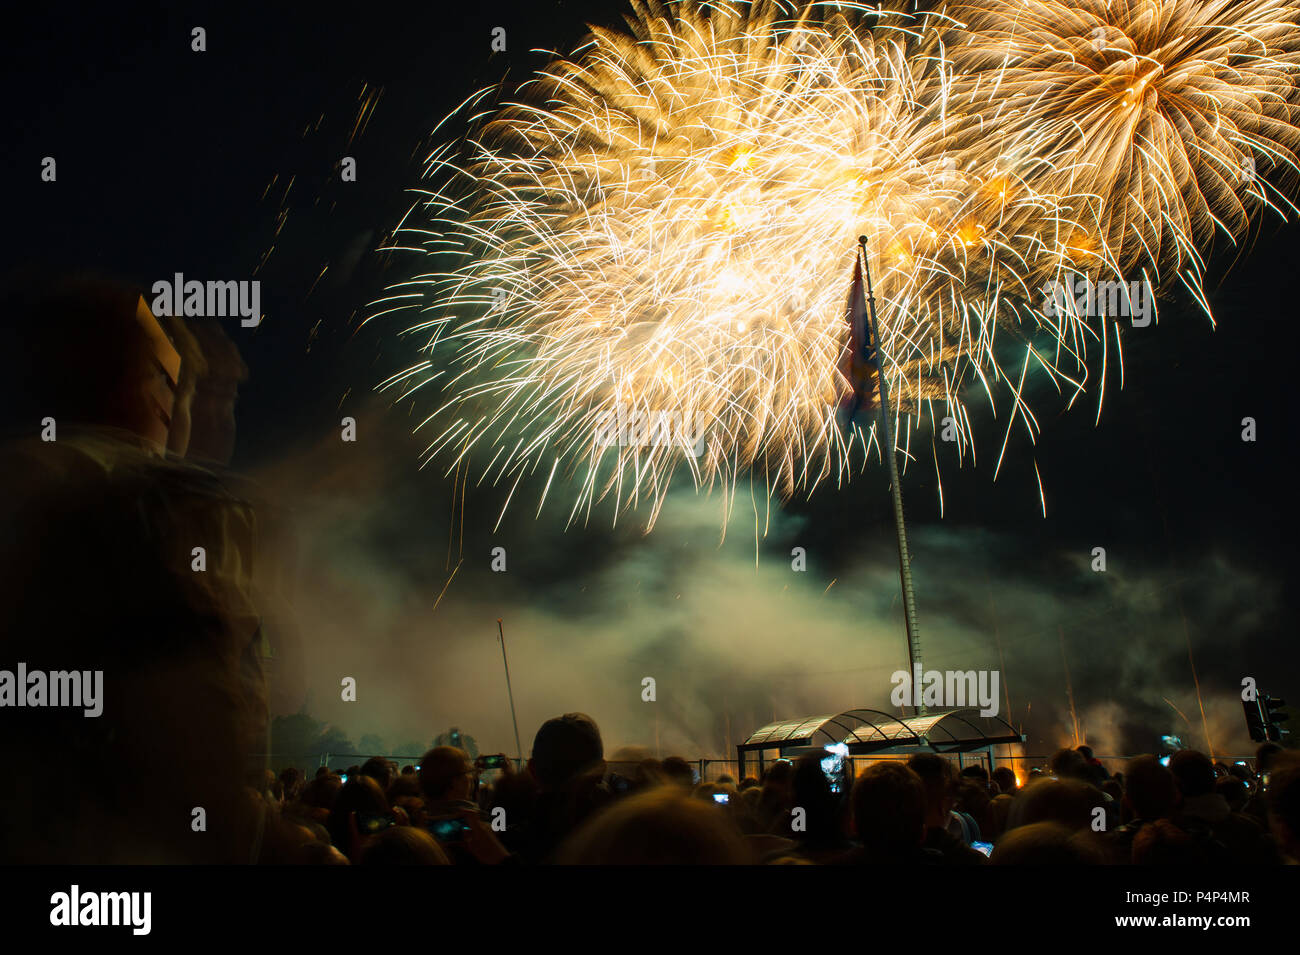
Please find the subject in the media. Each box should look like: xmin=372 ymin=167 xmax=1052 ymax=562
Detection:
xmin=1245 ymin=694 xmax=1290 ymax=742
xmin=1243 ymin=698 xmax=1267 ymax=742
xmin=1263 ymin=695 xmax=1290 ymax=742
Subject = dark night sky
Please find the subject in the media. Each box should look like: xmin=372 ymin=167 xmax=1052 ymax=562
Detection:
xmin=3 ymin=1 xmax=1297 ymax=760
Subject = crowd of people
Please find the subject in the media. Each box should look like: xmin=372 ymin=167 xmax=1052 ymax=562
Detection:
xmin=258 ymin=714 xmax=1300 ymax=865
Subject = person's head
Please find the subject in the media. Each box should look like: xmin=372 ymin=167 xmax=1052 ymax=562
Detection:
xmin=959 ymin=765 xmax=990 ymax=786
xmin=991 ymin=767 xmax=1019 ymax=795
xmin=851 ymin=762 xmax=926 ymax=856
xmin=761 ymin=758 xmax=794 ymax=788
xmin=387 ymin=773 xmax=421 ymax=802
xmin=1169 ymin=750 xmax=1216 ymax=800
xmin=1076 ymin=744 xmax=1095 ymax=762
xmin=556 ymin=787 xmax=751 ymax=864
xmin=791 ymin=754 xmax=839 ymax=837
xmin=418 ymin=747 xmax=474 ymax=802
xmin=301 ymin=774 xmax=343 ymax=812
xmin=361 ymin=757 xmax=395 ymax=791
xmin=954 ymin=777 xmax=992 ymax=824
xmin=907 ymin=753 xmax=954 ymax=827
xmin=490 ymin=763 xmax=540 ymax=819
xmin=1215 ymin=775 xmax=1248 ymax=812
xmin=529 ymin=713 xmax=605 ymax=790
xmin=1123 ymin=755 xmax=1178 ymax=821
xmin=1007 ymin=777 xmax=1098 ymax=831
xmin=326 ymin=775 xmax=389 ymax=856
xmin=1266 ymin=753 xmax=1300 ymax=860
xmin=359 ymin=825 xmax=449 ymax=865
xmin=633 ymin=758 xmax=665 ymax=791
xmin=1048 ymin=748 xmax=1088 ymax=781
xmin=990 ymin=822 xmax=1104 ymax=865
xmin=0 ymin=272 xmax=181 ymax=451
xmin=279 ymin=768 xmax=305 ymax=803
xmin=1132 ymin=819 xmax=1209 ymax=865
xmin=659 ymin=756 xmax=695 ymax=790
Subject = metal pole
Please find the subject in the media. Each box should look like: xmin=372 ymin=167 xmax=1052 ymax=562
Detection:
xmin=1059 ymin=625 xmax=1081 ymax=747
xmin=497 ymin=618 xmax=524 ymax=764
xmin=858 ymin=236 xmax=924 ymax=714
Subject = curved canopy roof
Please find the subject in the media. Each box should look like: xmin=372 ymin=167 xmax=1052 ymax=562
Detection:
xmin=739 ymin=707 xmax=1023 ymax=754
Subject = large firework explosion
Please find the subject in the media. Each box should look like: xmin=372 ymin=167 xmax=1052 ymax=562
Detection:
xmin=371 ymin=0 xmax=1300 ymax=530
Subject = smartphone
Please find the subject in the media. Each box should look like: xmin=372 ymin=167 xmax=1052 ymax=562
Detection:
xmin=712 ymin=793 xmax=730 ymax=805
xmin=356 ymin=811 xmax=395 ymax=835
xmin=972 ymin=841 xmax=993 ymax=857
xmin=478 ymin=754 xmax=508 ymax=770
xmin=427 ymin=817 xmax=470 ymax=843
xmin=339 ymin=774 xmax=349 ymax=783
xmin=1158 ymin=756 xmax=1170 ymax=767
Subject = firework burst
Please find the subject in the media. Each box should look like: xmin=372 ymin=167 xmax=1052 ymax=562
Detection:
xmin=948 ymin=0 xmax=1300 ymax=307
xmin=372 ymin=0 xmax=1300 ymax=529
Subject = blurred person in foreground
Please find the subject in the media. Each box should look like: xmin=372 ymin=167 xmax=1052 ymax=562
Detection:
xmin=1266 ymin=753 xmax=1300 ymax=864
xmin=557 ymin=787 xmax=752 ymax=864
xmin=0 ymin=272 xmax=274 ymax=863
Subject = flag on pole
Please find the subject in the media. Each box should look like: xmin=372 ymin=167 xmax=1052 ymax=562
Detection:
xmin=836 ymin=255 xmax=879 ymax=424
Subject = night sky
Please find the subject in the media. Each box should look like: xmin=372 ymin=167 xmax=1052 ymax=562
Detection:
xmin=5 ymin=1 xmax=1297 ymax=762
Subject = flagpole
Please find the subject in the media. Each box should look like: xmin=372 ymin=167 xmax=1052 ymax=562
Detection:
xmin=858 ymin=235 xmax=924 ymax=715
xmin=497 ymin=618 xmax=524 ymax=766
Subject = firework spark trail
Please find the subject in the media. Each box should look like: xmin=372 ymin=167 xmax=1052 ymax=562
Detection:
xmin=371 ymin=0 xmax=1300 ymax=529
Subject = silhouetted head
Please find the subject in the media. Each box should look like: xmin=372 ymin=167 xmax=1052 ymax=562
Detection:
xmin=991 ymin=822 xmax=1104 ymax=864
xmin=557 ymin=787 xmax=751 ymax=864
xmin=1124 ymin=755 xmax=1178 ymax=821
xmin=530 ymin=713 xmax=605 ymax=790
xmin=418 ymin=747 xmax=473 ymax=802
xmin=359 ymin=825 xmax=449 ymax=865
xmin=852 ymin=762 xmax=926 ymax=855
xmin=0 ymin=270 xmax=179 ymax=451
xmin=1169 ymin=750 xmax=1216 ymax=799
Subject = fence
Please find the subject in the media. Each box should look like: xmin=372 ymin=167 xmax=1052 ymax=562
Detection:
xmin=256 ymin=753 xmax=1261 ymax=783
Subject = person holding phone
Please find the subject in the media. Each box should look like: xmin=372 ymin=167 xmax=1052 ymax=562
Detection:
xmin=907 ymin=754 xmax=988 ymax=865
xmin=418 ymin=746 xmax=512 ymax=865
